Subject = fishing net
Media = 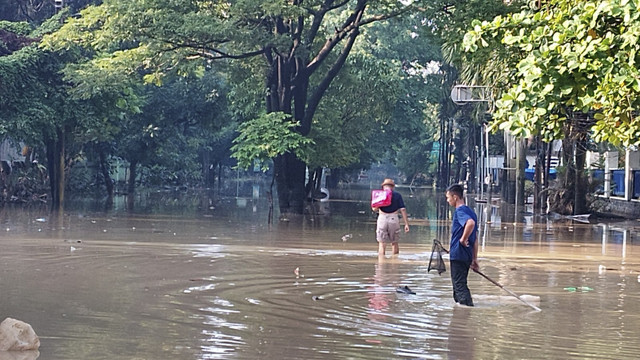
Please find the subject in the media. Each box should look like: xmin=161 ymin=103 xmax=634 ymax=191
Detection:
xmin=428 ymin=239 xmax=448 ymax=275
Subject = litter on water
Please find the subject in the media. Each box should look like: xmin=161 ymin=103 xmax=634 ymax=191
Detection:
xmin=396 ymin=286 xmax=416 ymax=295
xmin=564 ymin=286 xmax=594 ymax=292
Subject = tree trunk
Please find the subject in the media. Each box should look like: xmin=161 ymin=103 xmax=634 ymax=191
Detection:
xmin=45 ymin=128 xmax=65 ymax=211
xmin=502 ymin=131 xmax=517 ymax=204
xmin=99 ymin=150 xmax=114 ymax=198
xmin=202 ymin=150 xmax=214 ymax=188
xmin=439 ymin=116 xmax=452 ymax=187
xmin=258 ymin=3 xmax=366 ymax=214
xmin=326 ymin=168 xmax=340 ymax=189
xmin=127 ymin=160 xmax=137 ymax=195
xmin=574 ymin=137 xmax=588 ymax=214
xmin=217 ymin=162 xmax=223 ymax=195
xmin=305 ymin=167 xmax=323 ymax=199
xmin=127 ymin=159 xmax=138 ymax=210
xmin=437 ymin=115 xmax=446 ymax=188
xmin=548 ymin=110 xmax=593 ymax=214
xmin=516 ymin=139 xmax=526 ymax=207
xmin=273 ymin=152 xmax=306 ymax=215
xmin=264 ymin=52 xmax=310 ymax=215
xmin=543 ymin=141 xmax=552 ymax=213
xmin=557 ymin=136 xmax=576 ymax=214
xmin=533 ymin=136 xmax=544 ymax=213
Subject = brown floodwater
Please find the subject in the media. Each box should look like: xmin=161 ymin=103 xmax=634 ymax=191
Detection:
xmin=0 ymin=184 xmax=639 ymax=359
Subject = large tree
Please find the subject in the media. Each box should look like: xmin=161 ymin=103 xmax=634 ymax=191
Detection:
xmin=119 ymin=70 xmax=232 ymax=195
xmin=463 ymin=0 xmax=640 ymax=213
xmin=43 ymin=0 xmax=430 ymax=215
xmin=1 ymin=17 xmax=92 ymax=209
xmin=2 ymin=12 xmax=141 ymax=209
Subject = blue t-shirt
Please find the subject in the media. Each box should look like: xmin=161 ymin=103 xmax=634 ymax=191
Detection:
xmin=449 ymin=205 xmax=477 ymax=262
xmin=379 ymin=191 xmax=406 ymax=213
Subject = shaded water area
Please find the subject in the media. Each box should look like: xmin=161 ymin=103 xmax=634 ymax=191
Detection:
xmin=1 ymin=183 xmax=640 ymax=359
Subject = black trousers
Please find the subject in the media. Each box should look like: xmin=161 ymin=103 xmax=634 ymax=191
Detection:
xmin=450 ymin=260 xmax=474 ymax=306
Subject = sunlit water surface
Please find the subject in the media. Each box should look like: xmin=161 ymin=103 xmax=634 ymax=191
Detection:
xmin=1 ymin=185 xmax=639 ymax=359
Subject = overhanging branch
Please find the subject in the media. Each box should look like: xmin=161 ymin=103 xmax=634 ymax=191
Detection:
xmin=306 ymin=1 xmax=366 ymax=74
xmin=304 ymin=20 xmax=361 ymax=127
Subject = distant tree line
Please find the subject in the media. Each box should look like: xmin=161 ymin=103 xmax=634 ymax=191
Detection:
xmin=4 ymin=0 xmax=634 ymax=216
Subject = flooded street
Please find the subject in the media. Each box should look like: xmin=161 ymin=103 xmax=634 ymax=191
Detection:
xmin=1 ymin=185 xmax=639 ymax=359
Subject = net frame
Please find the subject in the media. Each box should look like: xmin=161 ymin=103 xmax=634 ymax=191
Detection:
xmin=427 ymin=239 xmax=448 ymax=275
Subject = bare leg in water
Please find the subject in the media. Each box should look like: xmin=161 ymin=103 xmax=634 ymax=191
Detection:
xmin=378 ymin=242 xmax=399 ymax=257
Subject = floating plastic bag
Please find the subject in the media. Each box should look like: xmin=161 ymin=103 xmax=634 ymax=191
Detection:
xmin=371 ymin=189 xmax=392 ymax=207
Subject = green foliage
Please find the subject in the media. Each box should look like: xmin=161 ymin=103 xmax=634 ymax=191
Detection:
xmin=113 ymin=70 xmax=232 ymax=186
xmin=341 ymin=13 xmax=445 ymax=179
xmin=231 ymin=112 xmax=313 ymax=171
xmin=303 ymin=51 xmax=398 ymax=169
xmin=1 ymin=14 xmax=128 ymax=151
xmin=21 ymin=0 xmax=467 ymax=197
xmin=3 ymin=162 xmax=49 ymax=204
xmin=41 ymin=0 xmax=438 ymax=168
xmin=0 ymin=0 xmax=95 ymax=24
xmin=395 ymin=138 xmax=434 ymax=182
xmin=0 ymin=20 xmax=33 ymax=35
xmin=463 ymin=0 xmax=640 ymax=147
xmin=0 ymin=34 xmax=62 ymax=145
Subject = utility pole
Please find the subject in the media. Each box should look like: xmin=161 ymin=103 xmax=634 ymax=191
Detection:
xmin=450 ymin=85 xmax=492 ymax=201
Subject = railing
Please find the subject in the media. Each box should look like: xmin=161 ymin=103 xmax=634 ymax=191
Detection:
xmin=591 ymin=169 xmax=639 ymax=199
xmin=612 ymin=170 xmax=626 ymax=197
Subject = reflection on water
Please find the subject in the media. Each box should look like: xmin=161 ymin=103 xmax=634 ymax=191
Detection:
xmin=0 ymin=185 xmax=639 ymax=359
xmin=447 ymin=306 xmax=475 ymax=360
xmin=367 ymin=260 xmax=399 ymax=322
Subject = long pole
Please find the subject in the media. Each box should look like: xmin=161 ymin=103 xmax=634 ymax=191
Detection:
xmin=485 ymin=124 xmax=490 ymax=199
xmin=434 ymin=240 xmax=540 ymax=311
xmin=473 ymin=269 xmax=541 ymax=311
xmin=480 ymin=126 xmax=484 ymax=200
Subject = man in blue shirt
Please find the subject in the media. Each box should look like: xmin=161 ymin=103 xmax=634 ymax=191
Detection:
xmin=372 ymin=178 xmax=410 ymax=257
xmin=446 ymin=184 xmax=479 ymax=306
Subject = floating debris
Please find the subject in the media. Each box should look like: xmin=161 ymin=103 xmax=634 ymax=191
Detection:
xmin=396 ymin=286 xmax=416 ymax=295
xmin=564 ymin=286 xmax=594 ymax=292
xmin=341 ymin=234 xmax=352 ymax=242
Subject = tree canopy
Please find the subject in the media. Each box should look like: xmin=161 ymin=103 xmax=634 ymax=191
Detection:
xmin=463 ymin=0 xmax=640 ymax=147
xmin=41 ymin=0 xmax=438 ymax=213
